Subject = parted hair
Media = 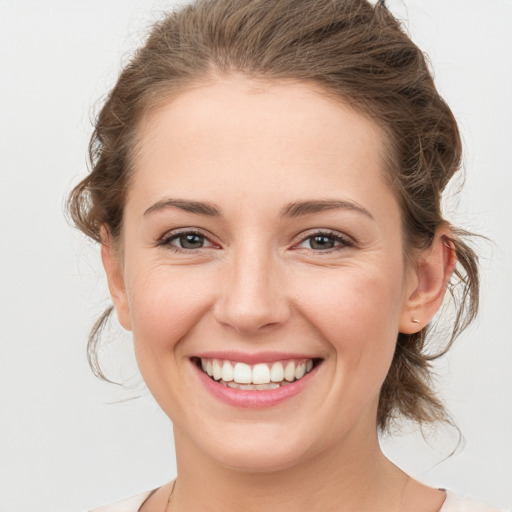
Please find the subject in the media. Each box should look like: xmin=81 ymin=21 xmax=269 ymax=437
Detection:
xmin=68 ymin=0 xmax=479 ymax=431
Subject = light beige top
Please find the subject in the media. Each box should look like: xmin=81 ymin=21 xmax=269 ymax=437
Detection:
xmin=89 ymin=489 xmax=509 ymax=512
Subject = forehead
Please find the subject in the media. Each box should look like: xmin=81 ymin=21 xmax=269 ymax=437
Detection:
xmin=129 ymin=76 xmax=393 ymax=215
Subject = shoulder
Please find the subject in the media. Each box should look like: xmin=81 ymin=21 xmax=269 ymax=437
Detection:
xmin=86 ymin=487 xmax=510 ymax=512
xmin=441 ymin=490 xmax=509 ymax=512
xmin=87 ymin=489 xmax=156 ymax=512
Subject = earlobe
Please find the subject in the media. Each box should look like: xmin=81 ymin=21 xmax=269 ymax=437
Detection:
xmin=399 ymin=229 xmax=457 ymax=334
xmin=100 ymin=227 xmax=132 ymax=331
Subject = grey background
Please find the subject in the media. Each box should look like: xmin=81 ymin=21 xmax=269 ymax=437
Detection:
xmin=1 ymin=1 xmax=511 ymax=510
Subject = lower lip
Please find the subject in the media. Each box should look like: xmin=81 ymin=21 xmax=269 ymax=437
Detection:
xmin=192 ymin=361 xmax=318 ymax=408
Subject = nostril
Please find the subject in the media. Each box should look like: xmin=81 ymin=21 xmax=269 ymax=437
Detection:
xmin=212 ymin=279 xmax=290 ymax=334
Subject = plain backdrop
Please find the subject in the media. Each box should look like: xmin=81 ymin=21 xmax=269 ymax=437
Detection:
xmin=0 ymin=1 xmax=511 ymax=511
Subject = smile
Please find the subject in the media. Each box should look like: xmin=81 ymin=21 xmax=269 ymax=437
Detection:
xmin=195 ymin=357 xmax=317 ymax=390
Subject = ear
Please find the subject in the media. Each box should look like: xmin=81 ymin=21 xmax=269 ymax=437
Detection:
xmin=100 ymin=226 xmax=132 ymax=331
xmin=399 ymin=227 xmax=457 ymax=334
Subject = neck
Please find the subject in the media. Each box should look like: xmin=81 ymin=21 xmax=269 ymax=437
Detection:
xmin=171 ymin=421 xmax=408 ymax=512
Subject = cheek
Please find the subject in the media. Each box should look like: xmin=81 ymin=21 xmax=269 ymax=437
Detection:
xmin=123 ymin=264 xmax=218 ymax=412
xmin=294 ymin=265 xmax=404 ymax=377
xmin=126 ymin=264 xmax=214 ymax=352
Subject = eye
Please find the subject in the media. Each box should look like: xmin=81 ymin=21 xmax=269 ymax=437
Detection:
xmin=296 ymin=231 xmax=354 ymax=251
xmin=159 ymin=230 xmax=215 ymax=251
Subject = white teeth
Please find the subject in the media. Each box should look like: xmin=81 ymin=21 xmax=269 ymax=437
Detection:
xmin=227 ymin=381 xmax=280 ymax=390
xmin=252 ymin=363 xmax=271 ymax=384
xmin=234 ymin=362 xmax=252 ymax=384
xmin=284 ymin=361 xmax=296 ymax=382
xmin=295 ymin=362 xmax=306 ymax=380
xmin=199 ymin=357 xmax=316 ymax=388
xmin=228 ymin=382 xmax=255 ymax=390
xmin=270 ymin=362 xmax=284 ymax=382
xmin=221 ymin=361 xmax=234 ymax=382
xmin=259 ymin=383 xmax=280 ymax=390
xmin=212 ymin=359 xmax=222 ymax=380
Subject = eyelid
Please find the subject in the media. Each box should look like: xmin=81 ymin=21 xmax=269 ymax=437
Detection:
xmin=156 ymin=227 xmax=355 ymax=252
xmin=157 ymin=227 xmax=219 ymax=249
xmin=293 ymin=229 xmax=355 ymax=251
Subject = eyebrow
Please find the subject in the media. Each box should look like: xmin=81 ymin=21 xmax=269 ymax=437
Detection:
xmin=144 ymin=198 xmax=221 ymax=217
xmin=279 ymin=199 xmax=373 ymax=219
xmin=143 ymin=198 xmax=373 ymax=220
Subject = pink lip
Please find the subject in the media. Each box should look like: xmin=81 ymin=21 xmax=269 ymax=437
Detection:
xmin=191 ymin=359 xmax=320 ymax=408
xmin=193 ymin=351 xmax=317 ymax=364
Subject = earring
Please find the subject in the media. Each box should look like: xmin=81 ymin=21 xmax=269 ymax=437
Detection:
xmin=411 ymin=318 xmax=420 ymax=324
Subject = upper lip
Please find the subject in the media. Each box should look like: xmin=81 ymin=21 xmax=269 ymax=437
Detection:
xmin=192 ymin=351 xmax=321 ymax=364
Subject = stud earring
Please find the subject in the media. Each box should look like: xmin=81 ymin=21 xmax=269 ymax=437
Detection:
xmin=411 ymin=318 xmax=420 ymax=324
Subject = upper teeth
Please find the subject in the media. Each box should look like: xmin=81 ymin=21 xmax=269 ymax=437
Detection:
xmin=200 ymin=358 xmax=314 ymax=385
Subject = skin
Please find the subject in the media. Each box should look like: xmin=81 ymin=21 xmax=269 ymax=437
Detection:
xmin=102 ymin=76 xmax=456 ymax=511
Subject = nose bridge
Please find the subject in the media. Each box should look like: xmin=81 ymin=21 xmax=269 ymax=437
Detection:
xmin=214 ymin=239 xmax=288 ymax=334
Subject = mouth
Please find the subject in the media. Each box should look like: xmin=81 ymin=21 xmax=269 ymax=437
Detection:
xmin=191 ymin=356 xmax=322 ymax=391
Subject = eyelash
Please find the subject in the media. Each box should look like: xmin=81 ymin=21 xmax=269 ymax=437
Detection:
xmin=157 ymin=229 xmax=354 ymax=253
xmin=158 ymin=229 xmax=213 ymax=252
xmin=295 ymin=230 xmax=355 ymax=252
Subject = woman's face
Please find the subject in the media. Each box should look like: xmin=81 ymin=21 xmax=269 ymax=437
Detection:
xmin=106 ymin=76 xmax=421 ymax=471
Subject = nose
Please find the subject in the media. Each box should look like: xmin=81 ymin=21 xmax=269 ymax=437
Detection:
xmin=213 ymin=246 xmax=290 ymax=335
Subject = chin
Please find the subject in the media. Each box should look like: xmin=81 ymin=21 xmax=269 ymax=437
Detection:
xmin=213 ymin=444 xmax=311 ymax=474
xmin=189 ymin=422 xmax=322 ymax=474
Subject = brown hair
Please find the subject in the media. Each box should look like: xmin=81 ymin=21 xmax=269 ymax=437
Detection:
xmin=68 ymin=0 xmax=479 ymax=431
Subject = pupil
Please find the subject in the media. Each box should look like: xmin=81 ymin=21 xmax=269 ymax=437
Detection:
xmin=311 ymin=235 xmax=334 ymax=250
xmin=180 ymin=234 xmax=203 ymax=248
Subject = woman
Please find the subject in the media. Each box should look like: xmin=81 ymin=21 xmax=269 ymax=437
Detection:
xmin=67 ymin=0 xmax=506 ymax=510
